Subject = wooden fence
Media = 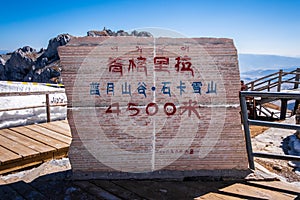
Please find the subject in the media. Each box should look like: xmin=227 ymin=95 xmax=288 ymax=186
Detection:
xmin=0 ymin=90 xmax=67 ymax=123
xmin=245 ymin=68 xmax=300 ymax=92
xmin=244 ymin=68 xmax=300 ymax=120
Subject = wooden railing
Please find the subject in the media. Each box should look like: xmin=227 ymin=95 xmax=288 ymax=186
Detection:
xmin=0 ymin=90 xmax=66 ymax=123
xmin=246 ymin=68 xmax=300 ymax=92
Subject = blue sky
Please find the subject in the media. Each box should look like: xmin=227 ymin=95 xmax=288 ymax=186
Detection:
xmin=0 ymin=0 xmax=299 ymax=57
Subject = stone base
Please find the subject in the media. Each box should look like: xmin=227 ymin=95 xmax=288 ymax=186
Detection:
xmin=70 ymin=169 xmax=251 ymax=180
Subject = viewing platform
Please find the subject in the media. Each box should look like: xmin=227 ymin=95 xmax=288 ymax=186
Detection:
xmin=245 ymin=68 xmax=300 ymax=120
xmin=0 ymin=120 xmax=71 ymax=175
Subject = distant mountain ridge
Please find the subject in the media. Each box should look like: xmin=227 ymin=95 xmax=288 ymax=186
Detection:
xmin=238 ymin=54 xmax=300 ymax=73
xmin=0 ymin=50 xmax=9 ymax=54
xmin=238 ymin=54 xmax=300 ymax=82
xmin=240 ymin=67 xmax=298 ymax=83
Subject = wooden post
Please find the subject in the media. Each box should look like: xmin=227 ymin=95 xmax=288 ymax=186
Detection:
xmin=294 ymin=68 xmax=300 ymax=89
xmin=296 ymin=105 xmax=300 ymax=139
xmin=251 ymin=82 xmax=254 ymax=91
xmin=293 ymin=100 xmax=299 ymax=115
xmin=253 ymin=99 xmax=256 ymax=120
xmin=280 ymin=99 xmax=287 ymax=120
xmin=46 ymin=94 xmax=51 ymax=122
xmin=277 ymin=69 xmax=283 ymax=92
xmin=292 ymin=68 xmax=300 ymax=115
xmin=259 ymin=104 xmax=262 ymax=116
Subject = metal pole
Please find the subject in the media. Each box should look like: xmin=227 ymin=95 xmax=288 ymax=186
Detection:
xmin=253 ymin=152 xmax=300 ymax=161
xmin=239 ymin=92 xmax=255 ymax=170
xmin=249 ymin=119 xmax=300 ymax=130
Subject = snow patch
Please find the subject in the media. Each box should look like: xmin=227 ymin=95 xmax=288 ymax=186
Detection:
xmin=0 ymin=81 xmax=67 ymax=128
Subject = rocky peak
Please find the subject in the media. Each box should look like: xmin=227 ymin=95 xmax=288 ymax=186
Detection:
xmin=0 ymin=56 xmax=5 ymax=80
xmin=42 ymin=34 xmax=72 ymax=62
xmin=1 ymin=34 xmax=72 ymax=82
xmin=0 ymin=28 xmax=153 ymax=83
xmin=6 ymin=46 xmax=37 ymax=70
xmin=87 ymin=30 xmax=109 ymax=37
xmin=87 ymin=28 xmax=153 ymax=37
xmin=0 ymin=56 xmax=5 ymax=66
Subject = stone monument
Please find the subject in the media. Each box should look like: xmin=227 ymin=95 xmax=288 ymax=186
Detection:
xmin=58 ymin=36 xmax=249 ymax=179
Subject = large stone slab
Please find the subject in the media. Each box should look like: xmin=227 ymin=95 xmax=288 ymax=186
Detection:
xmin=58 ymin=36 xmax=249 ymax=179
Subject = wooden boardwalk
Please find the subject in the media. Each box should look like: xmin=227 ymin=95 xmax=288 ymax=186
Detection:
xmin=0 ymin=120 xmax=299 ymax=199
xmin=0 ymin=172 xmax=299 ymax=199
xmin=0 ymin=120 xmax=71 ymax=174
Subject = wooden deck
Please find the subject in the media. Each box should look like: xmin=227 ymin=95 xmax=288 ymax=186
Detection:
xmin=0 ymin=172 xmax=299 ymax=199
xmin=0 ymin=121 xmax=299 ymax=199
xmin=0 ymin=120 xmax=71 ymax=175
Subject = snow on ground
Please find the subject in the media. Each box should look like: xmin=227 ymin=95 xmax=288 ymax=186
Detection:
xmin=256 ymin=105 xmax=282 ymax=119
xmin=0 ymin=158 xmax=71 ymax=184
xmin=0 ymin=81 xmax=67 ymax=129
xmin=252 ymin=116 xmax=296 ymax=155
xmin=251 ymin=115 xmax=300 ymax=184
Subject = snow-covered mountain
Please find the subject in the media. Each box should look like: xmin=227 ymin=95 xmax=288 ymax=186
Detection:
xmin=238 ymin=54 xmax=300 ymax=82
xmin=238 ymin=54 xmax=300 ymax=73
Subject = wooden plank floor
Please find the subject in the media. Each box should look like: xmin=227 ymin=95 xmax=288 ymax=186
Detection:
xmin=0 ymin=120 xmax=71 ymax=174
xmin=0 ymin=171 xmax=299 ymax=200
xmin=0 ymin=120 xmax=299 ymax=199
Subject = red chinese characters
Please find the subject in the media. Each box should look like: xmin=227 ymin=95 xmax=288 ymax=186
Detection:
xmin=105 ymin=101 xmax=200 ymax=119
xmin=154 ymin=57 xmax=170 ymax=73
xmin=108 ymin=57 xmax=123 ymax=76
xmin=175 ymin=56 xmax=194 ymax=77
xmin=128 ymin=56 xmax=147 ymax=76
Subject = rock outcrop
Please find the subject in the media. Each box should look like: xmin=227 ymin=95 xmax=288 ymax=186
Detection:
xmin=87 ymin=28 xmax=152 ymax=37
xmin=4 ymin=46 xmax=37 ymax=81
xmin=40 ymin=34 xmax=72 ymax=64
xmin=0 ymin=56 xmax=5 ymax=80
xmin=0 ymin=34 xmax=72 ymax=83
xmin=0 ymin=28 xmax=152 ymax=84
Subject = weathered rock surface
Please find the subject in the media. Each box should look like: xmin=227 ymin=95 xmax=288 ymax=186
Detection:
xmin=0 ymin=34 xmax=71 ymax=83
xmin=4 ymin=46 xmax=37 ymax=81
xmin=87 ymin=30 xmax=110 ymax=37
xmin=0 ymin=56 xmax=5 ymax=80
xmin=0 ymin=28 xmax=152 ymax=83
xmin=41 ymin=34 xmax=72 ymax=63
xmin=87 ymin=28 xmax=152 ymax=37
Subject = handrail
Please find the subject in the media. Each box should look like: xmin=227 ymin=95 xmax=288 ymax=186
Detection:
xmin=0 ymin=90 xmax=66 ymax=123
xmin=255 ymin=82 xmax=279 ymax=91
xmin=246 ymin=71 xmax=279 ymax=86
xmin=240 ymin=91 xmax=300 ymax=170
xmin=245 ymin=68 xmax=300 ymax=92
xmin=252 ymin=76 xmax=278 ymax=89
xmin=0 ymin=90 xmax=64 ymax=97
xmin=257 ymin=104 xmax=279 ymax=119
